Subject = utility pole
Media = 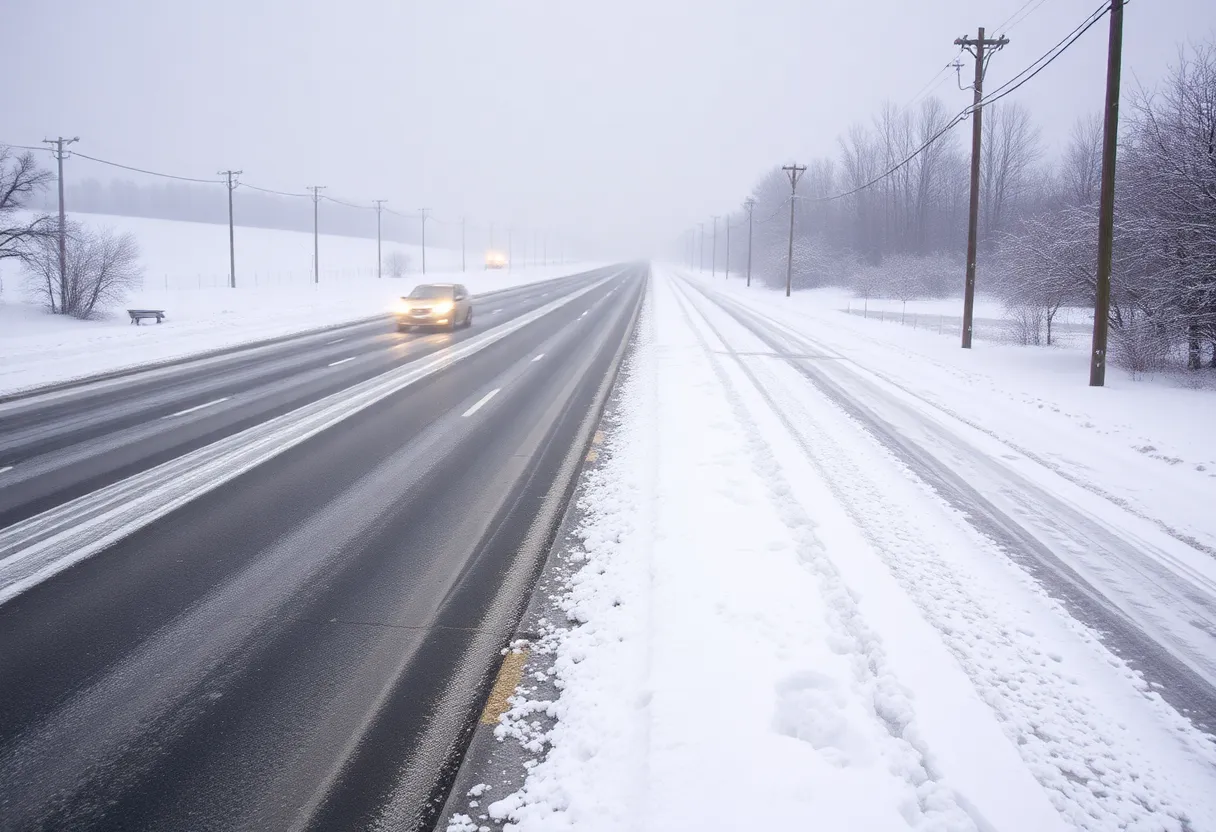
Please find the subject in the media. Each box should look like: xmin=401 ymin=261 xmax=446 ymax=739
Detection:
xmin=307 ymin=186 xmax=326 ymax=284
xmin=372 ymin=199 xmax=388 ymax=279
xmin=461 ymin=216 xmax=467 ymax=272
xmin=955 ymin=27 xmax=1009 ymax=348
xmin=1090 ymin=0 xmax=1124 ymax=387
xmin=42 ymin=136 xmax=78 ymax=313
xmin=418 ymin=208 xmax=430 ymax=274
xmin=219 ymin=170 xmax=242 ymax=288
xmin=782 ymin=164 xmax=806 ymax=298
xmin=711 ymin=215 xmax=719 ymax=277
xmin=745 ymin=198 xmax=755 ymax=287
xmin=543 ymin=232 xmax=548 ymax=266
xmin=508 ymin=227 xmax=513 ymax=272
xmin=698 ymin=222 xmax=705 ymax=271
xmin=725 ymin=217 xmax=731 ymax=279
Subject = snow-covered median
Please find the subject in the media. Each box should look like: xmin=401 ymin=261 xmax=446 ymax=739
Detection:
xmin=474 ymin=267 xmax=1216 ymax=832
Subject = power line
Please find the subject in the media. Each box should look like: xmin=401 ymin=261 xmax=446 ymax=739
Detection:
xmin=899 ymin=49 xmax=965 ymax=114
xmin=2 ymin=140 xmax=474 ymax=236
xmin=793 ymin=1 xmax=1110 ymax=207
xmin=1 ymin=142 xmax=48 ymax=153
xmin=753 ymin=197 xmax=791 ymax=225
xmin=239 ymin=181 xmax=310 ymax=198
xmin=70 ymin=151 xmax=224 ymax=184
xmin=978 ymin=2 xmax=1110 ymax=109
xmin=321 ymin=193 xmax=373 ymax=210
xmin=997 ymin=0 xmax=1053 ymax=35
xmin=982 ymin=2 xmax=1108 ymax=102
xmin=991 ymin=0 xmax=1037 ymax=34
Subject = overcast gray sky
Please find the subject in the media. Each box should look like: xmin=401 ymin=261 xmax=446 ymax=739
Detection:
xmin=7 ymin=0 xmax=1214 ymax=258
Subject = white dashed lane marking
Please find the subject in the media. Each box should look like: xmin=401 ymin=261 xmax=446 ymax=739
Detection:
xmin=462 ymin=388 xmax=500 ymax=417
xmin=161 ymin=398 xmax=231 ymax=419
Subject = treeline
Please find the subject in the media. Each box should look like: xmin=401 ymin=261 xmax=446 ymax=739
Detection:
xmin=727 ymin=41 xmax=1216 ymax=372
xmin=28 ymin=178 xmax=427 ymax=247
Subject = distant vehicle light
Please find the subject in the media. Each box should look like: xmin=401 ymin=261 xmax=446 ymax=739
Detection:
xmin=485 ymin=250 xmax=508 ymax=269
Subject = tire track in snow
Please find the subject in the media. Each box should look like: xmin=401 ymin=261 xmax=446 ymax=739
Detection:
xmin=665 ymin=276 xmax=980 ymax=831
xmin=676 ymin=274 xmax=1216 ymax=832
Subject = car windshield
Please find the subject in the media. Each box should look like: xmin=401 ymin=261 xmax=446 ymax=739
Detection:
xmin=407 ymin=285 xmax=453 ymax=300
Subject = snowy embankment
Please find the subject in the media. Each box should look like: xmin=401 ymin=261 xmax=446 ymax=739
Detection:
xmin=0 ymin=212 xmax=598 ymax=396
xmin=708 ymin=278 xmax=1216 ymax=559
xmin=474 ymin=267 xmax=1216 ymax=832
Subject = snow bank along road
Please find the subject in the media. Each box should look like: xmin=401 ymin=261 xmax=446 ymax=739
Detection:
xmin=454 ymin=268 xmax=1216 ymax=832
xmin=0 ymin=264 xmax=645 ymax=830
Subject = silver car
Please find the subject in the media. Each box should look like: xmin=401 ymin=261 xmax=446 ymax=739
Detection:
xmin=395 ymin=283 xmax=473 ymax=332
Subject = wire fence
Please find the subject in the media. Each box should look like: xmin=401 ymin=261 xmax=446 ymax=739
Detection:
xmin=840 ymin=302 xmax=1095 ymax=342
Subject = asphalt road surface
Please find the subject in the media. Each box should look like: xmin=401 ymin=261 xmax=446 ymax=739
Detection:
xmin=0 ymin=264 xmax=646 ymax=831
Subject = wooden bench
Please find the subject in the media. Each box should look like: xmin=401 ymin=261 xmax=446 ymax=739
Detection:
xmin=127 ymin=309 xmax=166 ymax=325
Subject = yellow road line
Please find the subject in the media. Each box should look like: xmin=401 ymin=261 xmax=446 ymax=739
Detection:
xmin=592 ymin=430 xmax=605 ymax=445
xmin=480 ymin=649 xmax=530 ymax=725
xmin=585 ymin=449 xmax=599 ymax=463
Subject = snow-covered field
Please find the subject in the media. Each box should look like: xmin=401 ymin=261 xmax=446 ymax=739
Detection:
xmin=0 ymin=212 xmax=598 ymax=395
xmin=475 ymin=266 xmax=1216 ymax=832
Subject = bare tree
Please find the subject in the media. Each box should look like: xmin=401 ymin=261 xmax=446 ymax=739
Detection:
xmin=980 ymin=101 xmax=1043 ymax=249
xmin=997 ymin=209 xmax=1093 ymax=345
xmin=851 ymin=263 xmax=883 ymax=315
xmin=911 ymin=98 xmax=960 ymax=255
xmin=383 ymin=250 xmax=411 ymax=278
xmin=1120 ymin=42 xmax=1216 ymax=369
xmin=1 ymin=147 xmax=54 ymax=269
xmin=839 ymin=123 xmax=883 ymax=261
xmin=882 ymin=253 xmax=924 ymax=321
xmin=25 ymin=222 xmax=143 ymax=318
xmin=1059 ymin=114 xmax=1104 ymax=208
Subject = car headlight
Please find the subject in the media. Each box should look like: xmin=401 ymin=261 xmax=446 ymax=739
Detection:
xmin=432 ymin=301 xmax=454 ymax=314
xmin=395 ymin=300 xmax=412 ymax=314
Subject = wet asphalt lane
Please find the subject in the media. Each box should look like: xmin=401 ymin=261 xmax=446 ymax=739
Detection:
xmin=0 ymin=264 xmax=646 ymax=831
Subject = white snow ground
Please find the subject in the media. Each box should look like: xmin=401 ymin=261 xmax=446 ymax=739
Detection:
xmin=476 ymin=266 xmax=1216 ymax=832
xmin=0 ymin=212 xmax=598 ymax=395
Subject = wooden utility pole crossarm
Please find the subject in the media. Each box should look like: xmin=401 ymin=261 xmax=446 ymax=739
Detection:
xmin=954 ymin=27 xmax=1009 ymax=348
